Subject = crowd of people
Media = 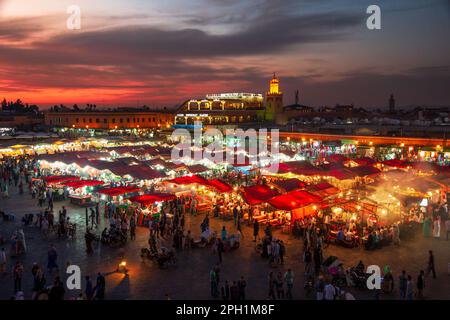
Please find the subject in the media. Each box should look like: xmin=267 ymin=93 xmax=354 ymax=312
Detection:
xmin=0 ymin=152 xmax=449 ymax=301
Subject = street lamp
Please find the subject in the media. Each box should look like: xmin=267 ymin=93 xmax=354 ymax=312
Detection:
xmin=117 ymin=261 xmax=128 ymax=274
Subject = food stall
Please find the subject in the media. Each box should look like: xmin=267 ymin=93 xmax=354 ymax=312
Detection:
xmin=61 ymin=180 xmax=105 ymax=206
xmin=128 ymin=193 xmax=177 ymax=226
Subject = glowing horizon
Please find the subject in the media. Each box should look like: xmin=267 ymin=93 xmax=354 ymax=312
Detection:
xmin=1 ymin=0 xmax=449 ymax=108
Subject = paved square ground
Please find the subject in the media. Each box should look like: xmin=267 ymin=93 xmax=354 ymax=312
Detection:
xmin=1 ymin=184 xmax=449 ymax=300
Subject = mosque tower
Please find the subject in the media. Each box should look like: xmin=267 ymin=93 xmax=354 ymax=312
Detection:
xmin=264 ymin=73 xmax=284 ymax=121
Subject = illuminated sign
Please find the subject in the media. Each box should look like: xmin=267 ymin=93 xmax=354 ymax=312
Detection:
xmin=177 ymin=114 xmax=209 ymax=117
xmin=205 ymin=93 xmax=263 ymax=100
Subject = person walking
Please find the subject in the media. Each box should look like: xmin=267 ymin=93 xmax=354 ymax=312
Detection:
xmin=315 ymin=275 xmax=325 ymax=300
xmin=221 ymin=280 xmax=230 ymax=300
xmin=237 ymin=217 xmax=243 ymax=239
xmin=433 ymin=216 xmax=441 ymax=238
xmin=445 ymin=218 xmax=450 ymax=241
xmin=253 ymin=220 xmax=259 ymax=242
xmin=32 ymin=268 xmax=46 ymax=300
xmin=210 ymin=268 xmax=218 ymax=298
xmin=268 ymin=271 xmax=276 ymax=300
xmin=303 ymin=247 xmax=312 ymax=274
xmin=48 ymin=276 xmax=65 ymax=300
xmin=13 ymin=261 xmax=24 ymax=293
xmin=85 ymin=276 xmax=94 ymax=300
xmin=95 ymin=205 xmax=100 ymax=226
xmin=129 ymin=216 xmax=136 ymax=240
xmin=279 ymin=240 xmax=285 ymax=265
xmin=238 ymin=276 xmax=246 ymax=300
xmin=275 ymin=272 xmax=285 ymax=299
xmin=85 ymin=229 xmax=95 ymax=254
xmin=398 ymin=270 xmax=407 ymax=300
xmin=47 ymin=244 xmax=58 ymax=274
xmin=426 ymin=250 xmax=436 ymax=279
xmin=233 ymin=206 xmax=238 ymax=227
xmin=0 ymin=247 xmax=6 ymax=274
xmin=230 ymin=281 xmax=239 ymax=300
xmin=313 ymin=245 xmax=323 ymax=275
xmin=417 ymin=270 xmax=425 ymax=299
xmin=94 ymin=272 xmax=106 ymax=300
xmin=284 ymin=269 xmax=294 ymax=299
xmin=90 ymin=209 xmax=97 ymax=229
xmin=221 ymin=226 xmax=227 ymax=241
xmin=324 ymin=281 xmax=336 ymax=300
xmin=217 ymin=238 xmax=224 ymax=264
xmin=406 ymin=275 xmax=414 ymax=300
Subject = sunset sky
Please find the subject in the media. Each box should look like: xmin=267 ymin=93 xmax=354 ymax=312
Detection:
xmin=0 ymin=0 xmax=449 ymax=109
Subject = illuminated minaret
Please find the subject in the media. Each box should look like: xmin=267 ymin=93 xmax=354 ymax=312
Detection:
xmin=265 ymin=73 xmax=284 ymax=121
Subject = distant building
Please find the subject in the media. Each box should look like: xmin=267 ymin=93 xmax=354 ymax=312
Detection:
xmin=389 ymin=94 xmax=396 ymax=113
xmin=0 ymin=114 xmax=44 ymax=129
xmin=175 ymin=92 xmax=264 ymax=127
xmin=44 ymin=109 xmax=173 ymax=130
xmin=334 ymin=104 xmax=354 ymax=113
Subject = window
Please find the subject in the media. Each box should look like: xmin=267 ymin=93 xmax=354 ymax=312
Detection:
xmin=96 ymin=118 xmax=100 ymax=123
xmin=112 ymin=118 xmax=115 ymax=123
xmin=65 ymin=118 xmax=69 ymax=123
xmin=132 ymin=118 xmax=136 ymax=123
xmin=153 ymin=117 xmax=156 ymax=122
xmin=103 ymin=118 xmax=107 ymax=123
xmin=136 ymin=118 xmax=139 ymax=123
xmin=142 ymin=118 xmax=145 ymax=122
xmin=76 ymin=118 xmax=79 ymax=123
xmin=120 ymin=118 xmax=123 ymax=123
xmin=83 ymin=118 xmax=86 ymax=123
xmin=127 ymin=118 xmax=130 ymax=123
xmin=89 ymin=118 xmax=92 ymax=123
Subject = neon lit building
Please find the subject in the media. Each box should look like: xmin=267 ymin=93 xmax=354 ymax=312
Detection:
xmin=174 ymin=92 xmax=264 ymax=127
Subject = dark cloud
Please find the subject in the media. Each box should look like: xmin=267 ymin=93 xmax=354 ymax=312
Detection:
xmin=0 ymin=17 xmax=44 ymax=41
xmin=37 ymin=12 xmax=360 ymax=60
xmin=282 ymin=67 xmax=450 ymax=107
xmin=0 ymin=0 xmax=448 ymax=107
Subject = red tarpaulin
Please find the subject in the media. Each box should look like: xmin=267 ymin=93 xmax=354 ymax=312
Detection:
xmin=382 ymin=159 xmax=411 ymax=168
xmin=97 ymin=186 xmax=141 ymax=197
xmin=127 ymin=166 xmax=167 ymax=180
xmin=128 ymin=193 xmax=176 ymax=206
xmin=271 ymin=178 xmax=306 ymax=192
xmin=169 ymin=175 xmax=209 ymax=185
xmin=186 ymin=164 xmax=209 ymax=173
xmin=307 ymin=182 xmax=337 ymax=192
xmin=324 ymin=168 xmax=357 ymax=180
xmin=207 ymin=179 xmax=233 ymax=193
xmin=347 ymin=165 xmax=381 ymax=177
xmin=43 ymin=175 xmax=80 ymax=184
xmin=326 ymin=154 xmax=349 ymax=163
xmin=353 ymin=157 xmax=377 ymax=166
xmin=268 ymin=190 xmax=322 ymax=211
xmin=274 ymin=161 xmax=318 ymax=175
xmin=242 ymin=185 xmax=280 ymax=205
xmin=62 ymin=180 xmax=105 ymax=188
xmin=306 ymin=182 xmax=340 ymax=197
xmin=105 ymin=163 xmax=166 ymax=180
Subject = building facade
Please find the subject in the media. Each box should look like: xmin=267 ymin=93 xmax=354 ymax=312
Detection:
xmin=44 ymin=110 xmax=174 ymax=130
xmin=174 ymin=92 xmax=265 ymax=127
xmin=0 ymin=114 xmax=44 ymax=129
